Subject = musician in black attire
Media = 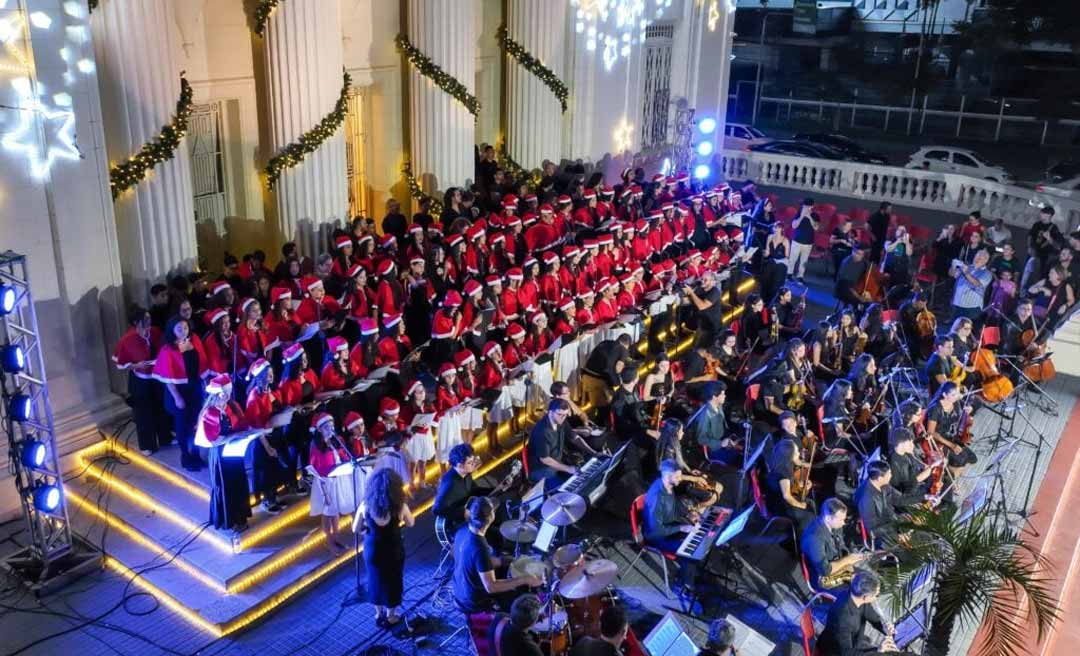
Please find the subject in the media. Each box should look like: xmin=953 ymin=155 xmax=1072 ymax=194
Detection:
xmin=1002 ymin=299 xmax=1041 ymax=360
xmin=830 ymin=217 xmax=857 ymax=279
xmin=754 ymin=369 xmax=789 ymax=428
xmin=452 ymin=497 xmax=540 ymax=613
xmin=611 ymin=367 xmax=659 ymax=474
xmin=581 ymin=333 xmax=633 ymax=414
xmin=571 ymin=605 xmax=629 ymax=656
xmin=854 ymin=461 xmax=906 ymax=548
xmin=887 ymin=428 xmax=938 ymax=511
xmin=847 ymin=353 xmax=880 ymax=415
xmin=897 ymin=290 xmax=930 ymax=360
xmin=868 ymin=202 xmax=892 ymax=263
xmin=643 ymin=460 xmax=704 ymax=587
xmin=835 ymin=246 xmax=871 ymax=310
xmin=925 ymin=382 xmax=978 ymax=481
xmin=924 ymin=335 xmax=955 ymax=397
xmin=682 ymin=271 xmax=725 ymax=350
xmin=801 ymin=498 xmax=869 ymax=591
xmin=738 ymin=293 xmax=771 ymax=353
xmin=764 ymin=430 xmax=816 ymax=533
xmin=526 ymin=399 xmax=576 ymax=489
xmin=434 ymin=444 xmax=493 ymax=538
xmin=488 ymin=594 xmax=545 ymax=656
xmin=818 ymin=571 xmax=904 ymax=656
xmin=1028 ymin=205 xmax=1063 ymax=279
xmin=771 ymin=287 xmax=804 ymax=338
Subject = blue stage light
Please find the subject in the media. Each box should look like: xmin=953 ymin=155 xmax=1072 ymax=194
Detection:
xmin=694 ymin=164 xmax=711 ymax=179
xmin=696 ymin=141 xmax=714 ymax=157
xmin=10 ymin=393 xmax=31 ymax=422
xmin=0 ymin=286 xmax=15 ymax=315
xmin=21 ymin=440 xmax=47 ymax=469
xmin=33 ymin=484 xmax=61 ymax=513
xmin=0 ymin=345 xmax=25 ymax=373
xmin=698 ymin=118 xmax=716 ymax=135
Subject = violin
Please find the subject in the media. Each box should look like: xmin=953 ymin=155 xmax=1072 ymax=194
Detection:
xmin=792 ymin=416 xmax=816 ymax=501
xmin=915 ymin=418 xmax=946 ymax=499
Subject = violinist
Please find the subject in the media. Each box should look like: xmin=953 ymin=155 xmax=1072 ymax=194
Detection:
xmin=847 ymin=353 xmax=880 ymax=418
xmin=821 ymin=379 xmax=856 ymax=451
xmin=898 ymin=290 xmax=934 ymax=361
xmin=1003 ymin=299 xmax=1041 ymax=359
xmin=810 ymin=320 xmax=844 ymax=381
xmin=858 ymin=304 xmax=897 ymax=361
xmin=837 ymin=308 xmax=863 ymax=372
xmin=886 ymin=427 xmax=940 ymax=512
xmin=780 ymin=338 xmax=815 ymax=414
xmin=836 ymin=246 xmax=871 ymax=310
xmin=925 ymin=382 xmax=978 ymax=482
xmin=738 ymin=293 xmax=771 ymax=353
xmin=680 ymin=341 xmax=718 ymax=401
xmin=755 ymin=370 xmax=790 ymax=427
xmin=925 ymin=335 xmax=956 ymax=396
xmin=641 ymin=354 xmax=675 ymax=422
xmin=1028 ymin=265 xmax=1076 ymax=326
xmin=765 ymin=429 xmax=815 ymax=534
xmin=772 ymin=287 xmax=805 ymax=338
xmin=713 ymin=329 xmax=744 ymax=382
xmin=829 ymin=217 xmax=857 ymax=279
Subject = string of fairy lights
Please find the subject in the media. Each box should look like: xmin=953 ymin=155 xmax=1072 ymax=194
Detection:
xmin=496 ymin=25 xmax=569 ymax=113
xmin=401 ymin=160 xmax=443 ymax=215
xmin=395 ymin=33 xmax=480 ymax=118
xmin=264 ymin=71 xmax=351 ymax=191
xmin=108 ymin=74 xmax=194 ymax=200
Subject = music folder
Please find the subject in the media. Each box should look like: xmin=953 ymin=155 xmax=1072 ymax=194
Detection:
xmin=220 ymin=429 xmax=268 ymax=458
xmin=714 ymin=505 xmax=754 ymax=547
xmin=642 ymin=611 xmax=698 ymax=656
xmin=723 ymin=614 xmax=775 ymax=656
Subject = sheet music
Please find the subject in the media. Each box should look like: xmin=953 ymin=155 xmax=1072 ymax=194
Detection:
xmin=367 ymin=365 xmax=396 ymax=381
xmin=268 ymin=408 xmax=294 ymax=428
xmin=314 ymin=389 xmax=345 ymax=402
xmin=408 ymin=412 xmax=436 ymax=430
xmin=724 ymin=615 xmax=776 ymax=656
xmin=544 ymin=336 xmax=563 ymax=355
xmin=220 ymin=429 xmax=268 ymax=458
xmin=295 ymin=323 xmax=320 ymax=342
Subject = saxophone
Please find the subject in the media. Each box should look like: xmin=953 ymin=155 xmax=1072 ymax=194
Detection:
xmin=818 ymin=565 xmax=856 ymax=590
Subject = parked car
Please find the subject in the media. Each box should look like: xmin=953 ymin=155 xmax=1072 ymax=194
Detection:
xmin=723 ymin=123 xmax=772 ymax=151
xmin=748 ymin=140 xmax=847 ymax=160
xmin=793 ymin=133 xmax=889 ymax=165
xmin=1035 ymin=174 xmax=1080 ymax=200
xmin=1044 ymin=159 xmax=1080 ymax=184
xmin=904 ymin=146 xmax=1014 ymax=183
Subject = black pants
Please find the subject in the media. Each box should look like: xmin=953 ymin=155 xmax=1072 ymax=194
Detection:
xmin=166 ymin=387 xmax=202 ymax=469
xmin=254 ymin=435 xmax=286 ymax=503
xmin=128 ymin=375 xmax=170 ymax=452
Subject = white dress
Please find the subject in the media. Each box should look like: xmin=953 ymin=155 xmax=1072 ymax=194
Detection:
xmin=308 ymin=453 xmax=364 ymax=518
xmin=403 ymin=421 xmax=437 ymax=462
xmin=436 ymin=411 xmax=464 ymax=464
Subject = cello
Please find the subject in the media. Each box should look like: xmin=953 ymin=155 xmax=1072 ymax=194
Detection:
xmin=1020 ymin=318 xmax=1056 ymax=383
xmin=915 ymin=305 xmax=937 ymax=359
xmin=854 ymin=264 xmax=885 ymax=304
xmin=971 ymin=340 xmax=1014 ymax=404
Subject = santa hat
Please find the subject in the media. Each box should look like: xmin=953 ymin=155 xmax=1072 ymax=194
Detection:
xmin=283 ymin=343 xmax=304 ymax=363
xmin=688 ymin=249 xmax=702 ymax=260
xmin=522 ymin=212 xmax=537 ymax=227
xmin=624 ymin=222 xmax=637 ymax=234
xmin=502 ymin=194 xmax=519 ymax=210
xmin=661 ymin=202 xmax=675 ymax=213
xmin=443 ymin=290 xmax=463 ymax=308
xmin=676 ymin=172 xmax=690 ymax=183
xmin=382 ymin=313 xmax=402 ymax=330
xmin=597 ymin=278 xmax=613 ymax=294
xmin=691 ymin=194 xmax=704 ymax=203
xmin=205 ymin=308 xmax=229 ymax=327
xmin=311 ymin=412 xmax=334 ymax=431
xmin=598 ymin=234 xmax=614 ymax=246
xmin=556 ymin=195 xmax=572 ymax=206
xmin=524 ymin=193 xmax=537 ymax=203
xmin=327 ymin=336 xmax=348 ymax=353
xmin=205 ymin=374 xmax=232 ymax=395
xmin=506 ymin=268 xmax=524 ymax=281
xmin=562 ymin=245 xmax=581 ymax=259
xmin=447 ymin=233 xmax=465 ymax=249
xmin=506 ymin=323 xmax=526 ymax=340
xmin=529 ymin=311 xmax=546 ymax=325
xmin=539 ymin=204 xmax=554 ymax=215
xmin=665 ymin=176 xmax=676 ymax=185
xmin=303 ymin=275 xmax=324 ymax=292
xmin=485 ymin=274 xmax=502 ymax=287
xmin=239 ymin=297 xmax=257 ymax=315
xmin=704 ymin=189 xmax=719 ymax=198
xmin=463 ymin=279 xmax=482 ymax=297
xmin=505 ymin=216 xmax=523 ymax=229
xmin=651 ymin=173 xmax=665 ymax=183
xmin=357 ymin=233 xmax=375 ymax=246
xmin=583 ymin=239 xmax=598 ymax=250
xmin=488 ymin=232 xmax=506 ymax=247
xmin=542 ymin=251 xmax=559 ymax=265
xmin=648 ymin=210 xmax=664 ymax=221
xmin=379 ymin=234 xmax=396 ymax=249
xmin=677 ymin=203 xmax=689 ymax=215
xmin=380 ymin=397 xmax=401 ymax=416
xmin=601 ymin=185 xmax=614 ymax=196
xmin=523 ymin=255 xmax=538 ymax=269
xmin=618 ymin=272 xmax=633 ymax=284
xmin=347 ymin=263 xmax=364 ymax=279
xmin=427 ymin=223 xmax=444 ymax=236
xmin=482 ymin=341 xmax=501 ymax=358
xmin=438 ymin=362 xmax=457 ymax=378
xmin=210 ymin=281 xmax=231 ymax=296
xmin=621 ymin=187 xmax=634 ymax=200
xmin=558 ymin=297 xmax=575 ymax=313
xmin=631 ymin=184 xmax=643 ymax=196
xmin=247 ymin=358 xmax=270 ymax=380
xmin=466 ymin=224 xmax=485 ymax=242
xmin=335 ymin=235 xmax=353 ymax=250
xmin=409 ymin=254 xmax=425 ymax=266
xmin=376 ymin=259 xmax=394 ymax=277
xmin=635 ymin=219 xmax=648 ymax=232
xmin=271 ymin=287 xmax=292 ymax=305
xmin=344 ymin=411 xmax=364 ymax=431
xmin=454 ymin=350 xmax=476 ymax=368
xmin=583 ymin=189 xmax=597 ymax=200
xmin=406 ymin=380 xmax=424 ymax=398
xmin=359 ymin=318 xmax=379 ymax=336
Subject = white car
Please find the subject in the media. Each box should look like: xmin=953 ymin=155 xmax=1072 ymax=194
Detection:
xmin=1035 ymin=175 xmax=1080 ymax=200
xmin=905 ymin=146 xmax=1014 ymax=184
xmin=723 ymin=123 xmax=772 ymax=151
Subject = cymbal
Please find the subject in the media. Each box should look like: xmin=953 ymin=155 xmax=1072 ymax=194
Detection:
xmin=552 ymin=543 xmax=583 ymax=569
xmin=558 ymin=559 xmax=618 ymax=599
xmin=541 ymin=492 xmax=587 ymax=527
xmin=500 ymin=519 xmax=539 ymax=543
xmin=510 ymin=556 xmax=551 ymax=581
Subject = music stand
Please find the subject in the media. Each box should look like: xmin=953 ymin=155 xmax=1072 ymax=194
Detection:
xmin=723 ymin=614 xmax=776 ymax=656
xmin=735 ymin=426 xmax=767 ymax=511
xmin=894 ymin=599 xmax=931 ymax=651
xmin=641 ymin=611 xmax=700 ymax=656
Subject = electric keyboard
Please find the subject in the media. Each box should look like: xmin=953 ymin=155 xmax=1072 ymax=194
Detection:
xmin=676 ymin=505 xmax=733 ymax=561
xmin=559 ymin=456 xmax=608 ymax=504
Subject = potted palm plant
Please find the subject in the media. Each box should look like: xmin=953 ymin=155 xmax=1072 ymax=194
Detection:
xmin=880 ymin=507 xmax=1058 ymax=656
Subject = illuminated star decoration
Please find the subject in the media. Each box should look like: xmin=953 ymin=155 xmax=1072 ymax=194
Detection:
xmin=613 ymin=118 xmax=634 ymax=153
xmin=2 ymin=81 xmax=81 ymax=179
xmin=0 ymin=13 xmax=33 ymax=75
xmin=708 ymin=0 xmax=720 ymax=31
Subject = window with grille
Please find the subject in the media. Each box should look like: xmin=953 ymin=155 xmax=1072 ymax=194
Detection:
xmin=345 ymin=88 xmax=369 ymax=219
xmin=188 ymin=102 xmax=228 ymax=233
xmin=641 ymin=23 xmax=674 ymax=149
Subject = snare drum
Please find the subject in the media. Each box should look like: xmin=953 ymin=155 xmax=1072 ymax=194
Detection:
xmin=532 ymin=609 xmax=571 ymax=656
xmin=509 ymin=556 xmax=551 ymax=585
xmin=552 ymin=544 xmax=584 ymax=578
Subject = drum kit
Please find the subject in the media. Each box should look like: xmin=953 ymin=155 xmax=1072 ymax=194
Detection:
xmin=497 ymin=491 xmax=622 ymax=656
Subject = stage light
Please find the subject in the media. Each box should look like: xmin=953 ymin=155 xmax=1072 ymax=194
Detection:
xmin=660 ymin=157 xmax=672 ymax=175
xmin=20 ymin=439 xmax=46 ymax=469
xmin=0 ymin=344 xmax=24 ymax=373
xmin=696 ymin=141 xmax=714 ymax=157
xmin=694 ymin=164 xmax=711 ymax=179
xmin=699 ymin=118 xmax=716 ymax=135
xmin=10 ymin=393 xmax=31 ymax=421
xmin=0 ymin=285 xmax=15 ymax=314
xmin=32 ymin=483 xmax=61 ymax=513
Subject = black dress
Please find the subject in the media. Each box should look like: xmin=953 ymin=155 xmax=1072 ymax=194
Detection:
xmin=364 ymin=512 xmax=405 ymax=607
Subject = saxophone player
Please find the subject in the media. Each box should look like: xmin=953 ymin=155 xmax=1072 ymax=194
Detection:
xmin=800 ymin=498 xmax=870 ymax=591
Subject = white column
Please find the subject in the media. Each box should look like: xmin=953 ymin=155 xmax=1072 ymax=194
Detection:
xmin=264 ymin=0 xmax=348 ymax=257
xmin=92 ymin=0 xmax=197 ymax=302
xmin=505 ymin=0 xmax=566 ymax=168
xmin=407 ymin=0 xmax=477 ymax=193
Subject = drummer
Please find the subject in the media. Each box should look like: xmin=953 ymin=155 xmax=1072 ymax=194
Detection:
xmin=525 ymin=399 xmax=577 ymax=489
xmin=452 ymin=496 xmax=541 ymax=613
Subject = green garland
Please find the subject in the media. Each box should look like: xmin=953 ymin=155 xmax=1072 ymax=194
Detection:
xmin=496 ymin=142 xmax=542 ymax=188
xmin=395 ymin=33 xmax=480 ymax=117
xmin=109 ymin=74 xmax=194 ymax=200
xmin=496 ymin=25 xmax=569 ymax=113
xmin=252 ymin=0 xmax=282 ymax=37
xmin=265 ymin=71 xmax=351 ymax=191
xmin=401 ymin=160 xmax=443 ymax=215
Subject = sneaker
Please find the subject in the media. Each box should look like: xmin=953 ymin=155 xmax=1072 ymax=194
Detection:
xmin=263 ymin=500 xmax=283 ymax=515
xmin=141 ymin=449 xmax=155 ymax=457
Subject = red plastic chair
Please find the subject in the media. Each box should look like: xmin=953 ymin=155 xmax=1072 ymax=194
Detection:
xmin=858 ymin=517 xmax=871 ymax=549
xmin=909 ymin=224 xmax=932 ymax=246
xmin=849 ymin=207 xmax=870 ymax=223
xmin=750 ymin=467 xmax=769 ymax=519
xmin=778 ymin=205 xmax=799 ymax=224
xmin=895 ymin=214 xmax=914 ymax=229
xmin=626 ymin=494 xmax=677 ymax=597
xmin=980 ymin=326 xmax=1001 ymax=348
xmin=814 ymin=203 xmax=837 ymax=223
xmin=466 ymin=612 xmax=497 ymax=656
xmin=521 ymin=443 xmax=530 ymax=480
xmin=744 ymin=383 xmax=760 ymax=417
xmin=800 ymin=592 xmax=836 ymax=656
xmin=881 ymin=310 xmax=899 ymax=324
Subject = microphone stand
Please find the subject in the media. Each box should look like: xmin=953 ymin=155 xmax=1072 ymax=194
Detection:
xmin=338 ymin=434 xmax=368 ymax=608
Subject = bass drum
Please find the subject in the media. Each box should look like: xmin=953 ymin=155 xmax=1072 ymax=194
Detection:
xmin=533 ymin=608 xmax=571 ymax=656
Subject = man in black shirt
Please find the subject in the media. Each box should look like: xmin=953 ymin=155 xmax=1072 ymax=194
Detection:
xmin=897 ymin=290 xmax=930 ymax=361
xmin=830 ymin=217 xmax=856 ymax=279
xmin=526 ymin=399 xmax=576 ymax=488
xmin=818 ymin=571 xmax=900 ymax=656
xmin=835 ymin=246 xmax=871 ymax=310
xmin=772 ymin=287 xmax=803 ymax=338
xmin=452 ymin=497 xmax=540 ymax=613
xmin=924 ymin=335 xmax=955 ymax=396
xmin=434 ymin=444 xmax=492 ymax=538
xmin=801 ymin=498 xmax=869 ymax=591
xmin=789 ymin=198 xmax=818 ymax=283
xmin=488 ymin=594 xmax=545 ymax=656
xmin=643 ymin=460 xmax=697 ymax=553
xmin=581 ymin=333 xmax=633 ymax=413
xmin=381 ymin=198 xmax=408 ymax=244
xmin=611 ymin=367 xmax=659 ymax=450
xmin=1028 ymin=206 xmax=1063 ymax=278
xmin=854 ymin=461 xmax=906 ymax=548
xmin=683 ymin=272 xmax=724 ymax=350
xmin=571 ymin=605 xmax=629 ymax=656
xmin=868 ymin=201 xmax=892 ymax=263
xmin=887 ymin=428 xmax=938 ymax=510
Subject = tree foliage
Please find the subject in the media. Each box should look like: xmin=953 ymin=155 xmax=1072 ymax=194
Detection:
xmin=953 ymin=0 xmax=1080 ymax=49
